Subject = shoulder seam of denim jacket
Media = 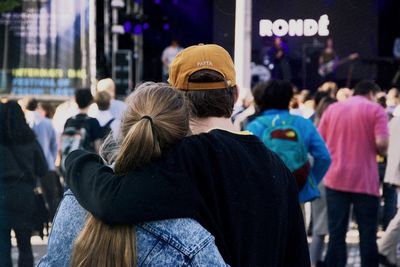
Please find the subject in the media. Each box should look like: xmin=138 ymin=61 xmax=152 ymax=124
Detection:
xmin=137 ymin=221 xmax=214 ymax=257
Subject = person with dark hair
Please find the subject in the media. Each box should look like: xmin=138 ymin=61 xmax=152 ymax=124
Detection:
xmin=319 ymin=37 xmax=338 ymax=82
xmin=252 ymin=80 xmax=294 ymax=111
xmin=314 ymin=95 xmax=337 ymax=126
xmin=63 ymin=89 xmax=103 ymax=152
xmin=318 ymin=80 xmax=389 ymax=267
xmin=246 ymin=80 xmax=331 ymax=205
xmin=38 ymin=102 xmax=55 ymax=119
xmin=64 ymin=44 xmax=310 ymax=266
xmin=74 ymin=89 xmax=93 ymax=110
xmin=0 ymin=101 xmax=48 ymax=267
xmin=23 ymin=98 xmax=61 ymax=221
xmin=353 ymin=80 xmax=381 ymax=96
xmin=268 ymin=37 xmax=292 ymax=81
xmin=25 ymin=97 xmax=38 ymax=112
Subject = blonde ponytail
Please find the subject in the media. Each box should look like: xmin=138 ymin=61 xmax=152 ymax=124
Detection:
xmin=70 ymin=217 xmax=136 ymax=267
xmin=114 ymin=118 xmax=159 ymax=174
xmin=71 ymin=82 xmax=190 ymax=267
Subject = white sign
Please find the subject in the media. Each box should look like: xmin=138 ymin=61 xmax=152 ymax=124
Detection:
xmin=259 ymin=15 xmax=330 ymax=37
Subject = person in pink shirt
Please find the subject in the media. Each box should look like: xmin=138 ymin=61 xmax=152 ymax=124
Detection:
xmin=318 ymin=80 xmax=389 ymax=267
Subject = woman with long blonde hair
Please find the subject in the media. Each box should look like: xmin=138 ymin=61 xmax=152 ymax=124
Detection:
xmin=38 ymin=82 xmax=227 ymax=267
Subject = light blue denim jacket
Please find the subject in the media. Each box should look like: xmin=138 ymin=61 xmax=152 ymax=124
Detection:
xmin=37 ymin=190 xmax=228 ymax=267
xmin=246 ymin=109 xmax=331 ymax=203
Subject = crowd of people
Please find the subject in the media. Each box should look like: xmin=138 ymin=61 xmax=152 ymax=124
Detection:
xmin=0 ymin=43 xmax=399 ymax=267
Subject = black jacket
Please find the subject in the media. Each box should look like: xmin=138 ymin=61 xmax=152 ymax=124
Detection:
xmin=0 ymin=141 xmax=48 ymax=228
xmin=66 ymin=129 xmax=310 ymax=267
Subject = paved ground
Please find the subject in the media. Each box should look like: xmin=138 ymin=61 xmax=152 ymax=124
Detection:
xmin=10 ymin=230 xmax=398 ymax=266
xmin=11 ymin=236 xmax=47 ymax=266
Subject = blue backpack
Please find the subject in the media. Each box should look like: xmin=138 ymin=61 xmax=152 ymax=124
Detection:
xmin=257 ymin=114 xmax=311 ymax=190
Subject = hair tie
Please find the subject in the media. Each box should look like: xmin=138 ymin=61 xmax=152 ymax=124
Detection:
xmin=140 ymin=115 xmax=153 ymax=126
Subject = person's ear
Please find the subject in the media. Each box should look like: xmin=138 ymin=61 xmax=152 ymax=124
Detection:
xmin=232 ymin=86 xmax=239 ymax=103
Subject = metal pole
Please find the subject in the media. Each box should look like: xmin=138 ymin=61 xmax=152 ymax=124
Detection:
xmin=1 ymin=21 xmax=9 ymax=91
xmin=133 ymin=1 xmax=143 ymax=85
xmin=89 ymin=0 xmax=97 ymax=94
xmin=112 ymin=7 xmax=118 ymax=53
xmin=80 ymin=1 xmax=87 ymax=87
xmin=234 ymin=0 xmax=252 ymax=102
xmin=104 ymin=0 xmax=110 ymax=63
xmin=111 ymin=6 xmax=118 ymax=81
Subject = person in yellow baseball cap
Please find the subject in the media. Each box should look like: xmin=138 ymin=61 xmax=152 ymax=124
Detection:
xmin=168 ymin=44 xmax=236 ymax=90
xmin=65 ymin=44 xmax=310 ymax=266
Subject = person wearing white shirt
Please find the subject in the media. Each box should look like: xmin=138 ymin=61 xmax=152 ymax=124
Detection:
xmin=161 ymin=40 xmax=183 ymax=82
xmin=93 ymin=91 xmax=120 ymax=140
xmin=88 ymin=78 xmax=127 ymax=120
xmin=378 ymin=110 xmax=400 ymax=267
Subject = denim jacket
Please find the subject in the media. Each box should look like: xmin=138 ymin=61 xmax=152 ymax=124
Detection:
xmin=37 ymin=190 xmax=228 ymax=267
xmin=246 ymin=109 xmax=331 ymax=203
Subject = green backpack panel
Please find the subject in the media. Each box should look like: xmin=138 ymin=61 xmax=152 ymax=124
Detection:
xmin=257 ymin=115 xmax=310 ymax=190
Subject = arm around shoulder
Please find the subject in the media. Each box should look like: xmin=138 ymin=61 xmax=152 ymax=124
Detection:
xmin=65 ymin=149 xmax=198 ymax=225
xmin=64 ymin=150 xmax=122 ymax=223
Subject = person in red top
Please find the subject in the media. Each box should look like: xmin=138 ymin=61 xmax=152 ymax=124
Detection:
xmin=318 ymin=80 xmax=389 ymax=267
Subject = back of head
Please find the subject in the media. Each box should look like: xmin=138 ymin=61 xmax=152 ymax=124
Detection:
xmin=319 ymin=81 xmax=338 ymax=97
xmin=71 ymin=82 xmax=190 ymax=267
xmin=0 ymin=101 xmax=35 ymax=145
xmin=168 ymin=44 xmax=237 ymax=118
xmin=298 ymin=90 xmax=311 ymax=104
xmin=353 ymin=80 xmax=380 ymax=96
xmin=253 ymin=80 xmax=294 ymax=112
xmin=387 ymin=88 xmax=399 ymax=106
xmin=336 ymin=88 xmax=352 ymax=102
xmin=75 ymin=88 xmax=93 ymax=109
xmin=387 ymin=88 xmax=399 ymax=99
xmin=185 ymin=69 xmax=236 ymax=118
xmin=314 ymin=91 xmax=331 ymax=107
xmin=95 ymin=91 xmax=111 ymax=111
xmin=97 ymin=78 xmax=116 ymax=99
xmin=38 ymin=102 xmax=55 ymax=119
xmin=315 ymin=96 xmax=337 ymax=126
xmin=113 ymin=82 xmax=190 ymax=172
xmin=24 ymin=97 xmax=38 ymax=111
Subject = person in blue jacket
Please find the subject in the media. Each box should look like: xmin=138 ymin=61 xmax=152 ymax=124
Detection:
xmin=246 ymin=80 xmax=331 ymax=203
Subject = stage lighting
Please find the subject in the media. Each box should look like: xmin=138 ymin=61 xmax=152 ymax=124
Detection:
xmin=133 ymin=24 xmax=143 ymax=35
xmin=163 ymin=23 xmax=170 ymax=31
xmin=123 ymin=21 xmax=132 ymax=33
xmin=143 ymin=22 xmax=150 ymax=30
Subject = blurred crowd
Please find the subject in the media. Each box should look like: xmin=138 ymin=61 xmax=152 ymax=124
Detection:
xmin=0 ymin=44 xmax=400 ymax=267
